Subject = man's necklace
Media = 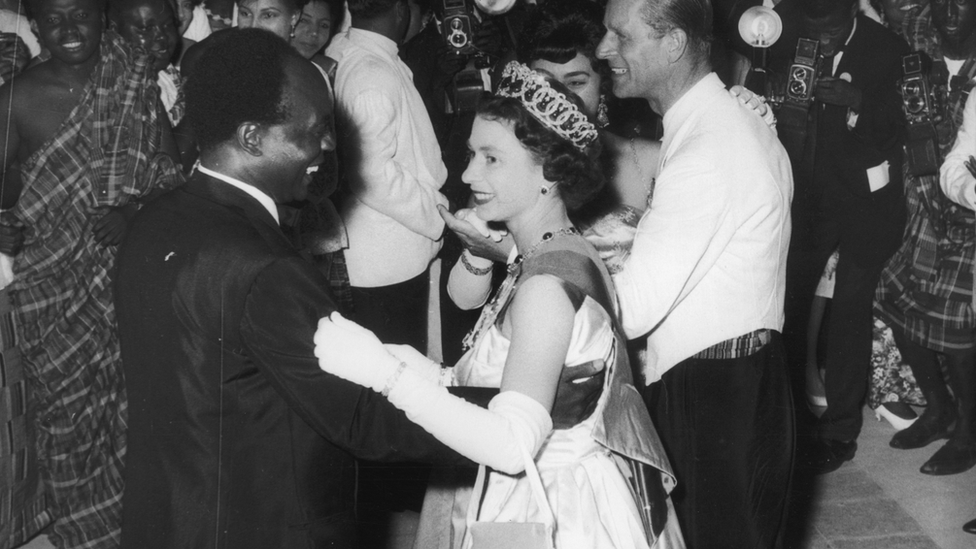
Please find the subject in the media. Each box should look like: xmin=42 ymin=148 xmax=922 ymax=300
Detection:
xmin=464 ymin=227 xmax=580 ymax=350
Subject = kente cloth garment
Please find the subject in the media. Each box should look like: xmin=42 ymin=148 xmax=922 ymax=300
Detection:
xmin=0 ymin=288 xmax=50 ymax=549
xmin=9 ymin=30 xmax=183 ymax=549
xmin=446 ymin=238 xmax=682 ymax=549
xmin=874 ymin=55 xmax=976 ymax=353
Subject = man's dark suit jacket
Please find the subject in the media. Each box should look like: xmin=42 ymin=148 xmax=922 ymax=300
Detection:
xmin=773 ymin=13 xmax=910 ymax=254
xmin=115 ymin=173 xmax=467 ymax=549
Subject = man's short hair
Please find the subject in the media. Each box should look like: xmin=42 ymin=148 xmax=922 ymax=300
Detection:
xmin=185 ymin=28 xmax=297 ymax=152
xmin=803 ymin=0 xmax=857 ymax=20
xmin=641 ymin=0 xmax=712 ymax=66
xmin=347 ymin=0 xmax=400 ymax=20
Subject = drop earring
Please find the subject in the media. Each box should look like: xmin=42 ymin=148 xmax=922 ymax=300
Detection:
xmin=597 ymin=94 xmax=610 ymax=128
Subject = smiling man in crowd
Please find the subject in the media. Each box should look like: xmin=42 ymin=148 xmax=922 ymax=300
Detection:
xmin=596 ymin=0 xmax=795 ymax=547
xmin=0 ymin=0 xmax=182 ymax=545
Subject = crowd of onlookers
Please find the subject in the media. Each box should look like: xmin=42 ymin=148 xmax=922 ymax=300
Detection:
xmin=0 ymin=0 xmax=975 ymax=547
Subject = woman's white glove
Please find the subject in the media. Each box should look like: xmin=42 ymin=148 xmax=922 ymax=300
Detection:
xmin=455 ymin=208 xmax=506 ymax=243
xmin=387 ymin=367 xmax=552 ymax=475
xmin=314 ymin=312 xmax=400 ymax=393
xmin=384 ymin=343 xmax=449 ymax=385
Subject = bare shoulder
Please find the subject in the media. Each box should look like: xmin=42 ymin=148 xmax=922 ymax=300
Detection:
xmin=1 ymin=62 xmax=82 ymax=161
xmin=509 ymin=274 xmax=575 ymax=326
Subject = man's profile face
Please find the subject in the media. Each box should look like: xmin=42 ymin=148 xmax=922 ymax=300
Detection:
xmin=260 ymin=59 xmax=336 ymax=204
xmin=114 ymin=0 xmax=179 ymax=72
xmin=33 ymin=0 xmax=104 ymax=66
xmin=596 ymin=0 xmax=669 ymax=106
xmin=932 ymin=0 xmax=976 ymax=50
xmin=802 ymin=4 xmax=856 ymax=57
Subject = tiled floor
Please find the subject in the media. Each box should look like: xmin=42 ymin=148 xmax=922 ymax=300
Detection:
xmin=17 ymin=407 xmax=976 ymax=549
xmin=787 ymin=406 xmax=976 ymax=549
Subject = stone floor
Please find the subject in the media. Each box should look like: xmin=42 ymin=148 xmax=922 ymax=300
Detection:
xmin=17 ymin=407 xmax=976 ymax=549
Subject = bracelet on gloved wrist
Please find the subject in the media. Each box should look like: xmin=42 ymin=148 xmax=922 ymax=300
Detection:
xmin=382 ymin=361 xmax=408 ymax=397
xmin=460 ymin=251 xmax=492 ymax=276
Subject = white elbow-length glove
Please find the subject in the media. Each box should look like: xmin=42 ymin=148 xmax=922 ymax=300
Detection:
xmin=315 ymin=313 xmax=552 ymax=474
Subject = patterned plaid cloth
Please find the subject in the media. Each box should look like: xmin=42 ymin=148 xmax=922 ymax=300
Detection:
xmin=8 ymin=30 xmax=182 ymax=549
xmin=0 ymin=287 xmax=50 ymax=549
xmin=874 ymin=55 xmax=976 ymax=353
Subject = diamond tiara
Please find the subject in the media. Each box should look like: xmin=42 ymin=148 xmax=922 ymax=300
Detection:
xmin=495 ymin=61 xmax=599 ymax=151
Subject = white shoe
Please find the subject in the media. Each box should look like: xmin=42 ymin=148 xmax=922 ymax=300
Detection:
xmin=874 ymin=403 xmax=918 ymax=431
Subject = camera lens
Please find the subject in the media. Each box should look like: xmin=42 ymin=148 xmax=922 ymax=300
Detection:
xmin=450 ymin=31 xmax=468 ymax=48
xmin=905 ymin=96 xmax=924 ymax=114
xmin=788 ymin=80 xmax=807 ymax=96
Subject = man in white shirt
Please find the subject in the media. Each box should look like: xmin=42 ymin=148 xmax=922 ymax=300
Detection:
xmin=597 ymin=0 xmax=794 ymax=547
xmin=326 ymin=0 xmax=447 ymax=351
xmin=325 ymin=0 xmax=448 ymax=541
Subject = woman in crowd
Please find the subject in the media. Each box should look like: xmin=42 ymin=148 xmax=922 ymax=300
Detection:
xmin=292 ymin=0 xmax=342 ymax=71
xmin=315 ymin=61 xmax=684 ymax=549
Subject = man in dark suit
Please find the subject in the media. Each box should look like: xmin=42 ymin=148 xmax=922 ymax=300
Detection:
xmin=115 ymin=28 xmax=481 ymax=549
xmin=777 ymin=0 xmax=909 ymax=473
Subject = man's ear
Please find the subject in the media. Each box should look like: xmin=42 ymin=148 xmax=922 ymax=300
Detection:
xmin=395 ymin=0 xmax=408 ymax=25
xmin=666 ymin=27 xmax=688 ymax=64
xmin=237 ymin=122 xmax=264 ymax=156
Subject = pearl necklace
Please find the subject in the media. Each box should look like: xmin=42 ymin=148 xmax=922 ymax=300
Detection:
xmin=464 ymin=227 xmax=580 ymax=350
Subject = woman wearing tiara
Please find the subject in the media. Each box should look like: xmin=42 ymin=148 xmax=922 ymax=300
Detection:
xmin=314 ymin=61 xmax=684 ymax=549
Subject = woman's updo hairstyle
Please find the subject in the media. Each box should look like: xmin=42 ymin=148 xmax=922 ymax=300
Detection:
xmin=516 ymin=0 xmax=611 ymax=97
xmin=476 ymin=80 xmax=605 ymax=211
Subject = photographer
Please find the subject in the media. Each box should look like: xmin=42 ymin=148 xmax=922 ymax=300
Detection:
xmin=774 ymin=0 xmax=909 ymax=473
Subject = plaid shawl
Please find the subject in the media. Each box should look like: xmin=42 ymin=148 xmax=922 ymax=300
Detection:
xmin=875 ymin=55 xmax=976 ymax=352
xmin=8 ymin=30 xmax=182 ymax=549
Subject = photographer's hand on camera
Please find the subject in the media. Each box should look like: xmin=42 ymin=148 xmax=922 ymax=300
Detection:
xmin=816 ymin=77 xmax=862 ymax=111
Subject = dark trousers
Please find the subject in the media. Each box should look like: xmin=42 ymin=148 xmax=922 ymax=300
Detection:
xmin=645 ymin=332 xmax=794 ymax=549
xmin=348 ymin=270 xmax=431 ymax=547
xmin=349 ymin=270 xmax=430 ymax=350
xmin=785 ymin=184 xmax=904 ymax=442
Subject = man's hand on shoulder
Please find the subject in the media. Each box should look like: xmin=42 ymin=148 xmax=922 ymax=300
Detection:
xmin=94 ymin=204 xmax=138 ymax=246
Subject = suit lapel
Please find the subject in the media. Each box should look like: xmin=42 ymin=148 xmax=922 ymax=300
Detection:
xmin=185 ymin=173 xmax=294 ymax=251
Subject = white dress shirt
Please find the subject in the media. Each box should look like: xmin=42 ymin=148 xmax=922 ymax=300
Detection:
xmin=613 ymin=73 xmax=794 ymax=383
xmin=326 ymin=28 xmax=449 ymax=287
xmin=197 ymin=164 xmax=279 ymax=225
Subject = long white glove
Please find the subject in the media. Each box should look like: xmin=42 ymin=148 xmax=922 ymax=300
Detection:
xmin=314 ymin=312 xmax=400 ymax=393
xmin=315 ymin=313 xmax=552 ymax=474
xmin=384 ymin=343 xmax=453 ymax=386
xmin=388 ymin=367 xmax=552 ymax=475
